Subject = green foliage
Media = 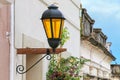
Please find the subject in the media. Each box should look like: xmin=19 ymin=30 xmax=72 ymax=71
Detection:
xmin=46 ymin=26 xmax=89 ymax=80
xmin=46 ymin=56 xmax=89 ymax=80
xmin=60 ymin=27 xmax=70 ymax=47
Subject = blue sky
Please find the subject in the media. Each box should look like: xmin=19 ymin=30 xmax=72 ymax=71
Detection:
xmin=81 ymin=0 xmax=120 ymax=64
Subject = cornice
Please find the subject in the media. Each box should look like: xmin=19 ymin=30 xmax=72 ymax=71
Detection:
xmin=81 ymin=36 xmax=116 ymax=60
xmin=82 ymin=8 xmax=95 ymax=24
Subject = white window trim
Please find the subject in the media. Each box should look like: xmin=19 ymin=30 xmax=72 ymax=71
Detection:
xmin=10 ymin=2 xmax=15 ymax=80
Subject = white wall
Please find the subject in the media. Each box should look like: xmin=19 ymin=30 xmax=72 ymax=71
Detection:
xmin=81 ymin=40 xmax=113 ymax=78
xmin=15 ymin=0 xmax=81 ymax=80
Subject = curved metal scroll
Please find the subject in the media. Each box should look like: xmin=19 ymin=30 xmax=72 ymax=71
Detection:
xmin=16 ymin=49 xmax=51 ymax=74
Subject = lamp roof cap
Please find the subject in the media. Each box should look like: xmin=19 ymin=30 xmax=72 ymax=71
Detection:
xmin=41 ymin=4 xmax=65 ymax=19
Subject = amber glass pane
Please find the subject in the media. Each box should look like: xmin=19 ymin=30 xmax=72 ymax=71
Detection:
xmin=60 ymin=19 xmax=64 ymax=38
xmin=52 ymin=19 xmax=61 ymax=38
xmin=43 ymin=19 xmax=52 ymax=38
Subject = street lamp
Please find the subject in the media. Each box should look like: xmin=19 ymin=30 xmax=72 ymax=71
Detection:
xmin=16 ymin=4 xmax=66 ymax=74
xmin=41 ymin=4 xmax=65 ymax=51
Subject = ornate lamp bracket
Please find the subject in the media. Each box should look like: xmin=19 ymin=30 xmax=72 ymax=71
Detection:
xmin=16 ymin=48 xmax=66 ymax=74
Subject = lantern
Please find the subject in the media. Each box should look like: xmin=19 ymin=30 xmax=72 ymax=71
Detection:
xmin=41 ymin=4 xmax=65 ymax=50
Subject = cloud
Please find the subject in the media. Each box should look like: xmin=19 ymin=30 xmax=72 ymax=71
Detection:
xmin=81 ymin=0 xmax=120 ymax=18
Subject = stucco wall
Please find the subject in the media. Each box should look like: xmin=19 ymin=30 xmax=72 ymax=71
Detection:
xmin=81 ymin=40 xmax=113 ymax=78
xmin=15 ymin=0 xmax=80 ymax=52
xmin=15 ymin=0 xmax=81 ymax=80
xmin=22 ymin=35 xmax=44 ymax=80
xmin=0 ymin=4 xmax=10 ymax=80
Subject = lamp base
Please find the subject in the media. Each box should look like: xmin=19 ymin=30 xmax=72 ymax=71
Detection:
xmin=48 ymin=38 xmax=60 ymax=49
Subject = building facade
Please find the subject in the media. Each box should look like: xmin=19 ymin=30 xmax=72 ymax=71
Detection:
xmin=80 ymin=8 xmax=115 ymax=80
xmin=111 ymin=64 xmax=120 ymax=80
xmin=0 ymin=0 xmax=116 ymax=80
xmin=14 ymin=0 xmax=81 ymax=80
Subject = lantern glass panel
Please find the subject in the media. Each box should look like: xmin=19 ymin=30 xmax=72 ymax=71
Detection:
xmin=60 ymin=19 xmax=64 ymax=38
xmin=42 ymin=19 xmax=52 ymax=38
xmin=52 ymin=19 xmax=61 ymax=38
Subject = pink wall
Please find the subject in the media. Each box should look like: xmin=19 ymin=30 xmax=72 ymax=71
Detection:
xmin=0 ymin=5 xmax=11 ymax=80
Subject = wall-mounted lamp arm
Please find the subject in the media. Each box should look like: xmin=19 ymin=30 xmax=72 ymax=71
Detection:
xmin=16 ymin=49 xmax=51 ymax=74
